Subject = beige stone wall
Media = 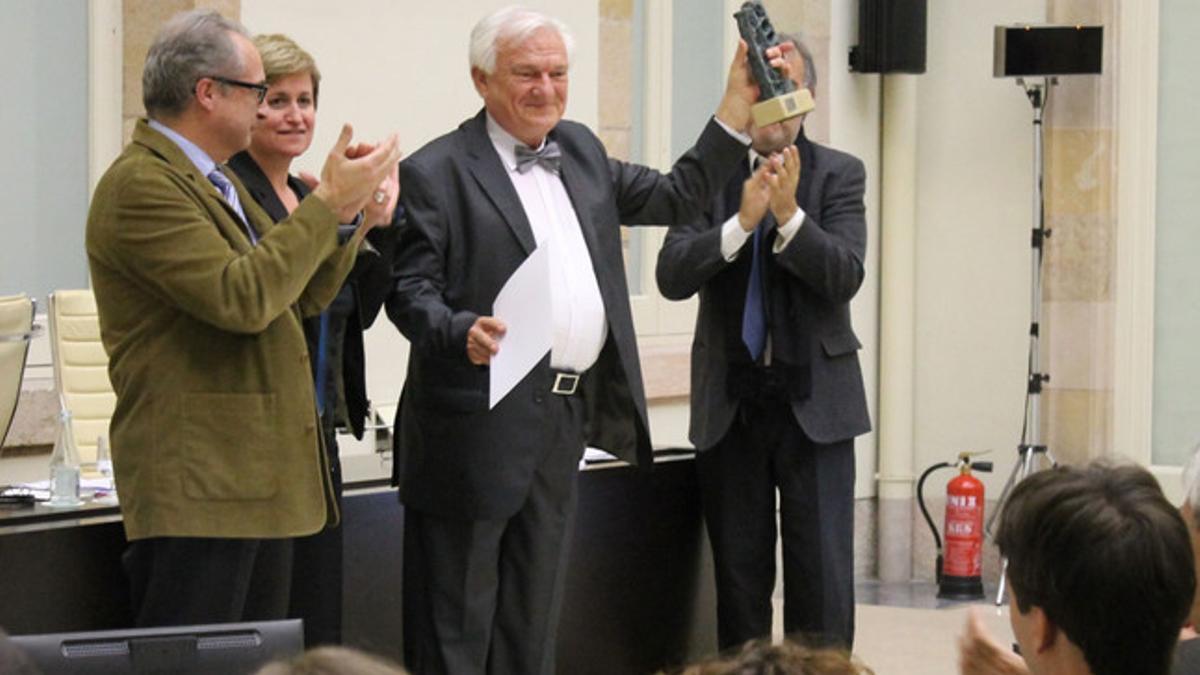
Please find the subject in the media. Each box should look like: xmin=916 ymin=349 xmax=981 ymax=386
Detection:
xmin=597 ymin=0 xmax=637 ymax=298
xmin=763 ymin=0 xmax=830 ymax=145
xmin=1041 ymin=0 xmax=1118 ymax=464
xmin=598 ymin=0 xmax=634 ymax=162
xmin=595 ymin=1 xmax=833 ymax=154
xmin=121 ymin=0 xmax=241 ymax=141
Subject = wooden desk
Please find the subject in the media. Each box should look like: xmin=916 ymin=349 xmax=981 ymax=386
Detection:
xmin=0 ymin=453 xmax=716 ymax=674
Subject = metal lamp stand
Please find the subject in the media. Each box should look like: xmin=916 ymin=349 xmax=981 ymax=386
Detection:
xmin=985 ymin=77 xmax=1060 ymax=606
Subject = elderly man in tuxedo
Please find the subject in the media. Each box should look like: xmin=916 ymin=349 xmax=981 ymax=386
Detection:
xmin=386 ymin=6 xmax=789 ymax=674
xmin=656 ymin=34 xmax=869 ymax=649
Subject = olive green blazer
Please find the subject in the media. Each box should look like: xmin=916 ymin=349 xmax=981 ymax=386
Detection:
xmin=86 ymin=119 xmax=355 ymax=540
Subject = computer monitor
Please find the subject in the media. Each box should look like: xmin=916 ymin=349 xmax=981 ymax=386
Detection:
xmin=9 ymin=619 xmax=303 ymax=674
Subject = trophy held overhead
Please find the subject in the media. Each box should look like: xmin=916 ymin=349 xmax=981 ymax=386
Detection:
xmin=734 ymin=1 xmax=815 ymax=127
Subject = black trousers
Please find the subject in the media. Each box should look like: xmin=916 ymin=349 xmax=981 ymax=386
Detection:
xmin=695 ymin=397 xmax=856 ymax=650
xmin=289 ymin=429 xmax=344 ymax=647
xmin=123 ymin=536 xmax=293 ymax=628
xmin=402 ymin=395 xmax=584 ymax=675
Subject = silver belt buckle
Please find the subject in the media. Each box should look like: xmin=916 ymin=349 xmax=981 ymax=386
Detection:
xmin=552 ymin=372 xmax=580 ymax=395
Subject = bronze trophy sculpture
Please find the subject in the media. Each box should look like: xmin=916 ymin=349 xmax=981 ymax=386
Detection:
xmin=734 ymin=1 xmax=814 ymax=126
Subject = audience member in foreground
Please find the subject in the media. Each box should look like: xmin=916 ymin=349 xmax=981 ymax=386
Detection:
xmin=255 ymin=646 xmax=407 ymax=675
xmin=1171 ymin=445 xmax=1200 ymax=673
xmin=0 ymin=629 xmax=41 ymax=675
xmin=671 ymin=638 xmax=872 ymax=675
xmin=959 ymin=461 xmax=1194 ymax=675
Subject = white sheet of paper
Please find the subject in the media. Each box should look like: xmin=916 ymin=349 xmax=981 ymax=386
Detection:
xmin=490 ymin=245 xmax=552 ymax=409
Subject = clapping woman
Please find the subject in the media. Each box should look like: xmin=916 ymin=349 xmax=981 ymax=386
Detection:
xmin=227 ymin=33 xmax=400 ymax=646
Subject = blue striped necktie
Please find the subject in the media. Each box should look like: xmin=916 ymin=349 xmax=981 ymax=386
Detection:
xmin=207 ymin=168 xmax=258 ymax=245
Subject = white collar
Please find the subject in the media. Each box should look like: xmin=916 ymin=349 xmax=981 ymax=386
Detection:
xmin=485 ymin=112 xmax=549 ymax=172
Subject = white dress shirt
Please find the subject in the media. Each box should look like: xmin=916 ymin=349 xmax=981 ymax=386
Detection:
xmin=486 ymin=114 xmax=608 ymax=373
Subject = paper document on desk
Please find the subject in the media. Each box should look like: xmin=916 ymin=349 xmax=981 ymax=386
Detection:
xmin=490 ymin=245 xmax=552 ymax=409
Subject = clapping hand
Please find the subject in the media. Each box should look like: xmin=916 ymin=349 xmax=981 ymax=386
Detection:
xmin=307 ymin=124 xmax=404 ymax=224
xmin=766 ymin=145 xmax=800 ymax=224
xmin=363 ymin=162 xmax=401 ymax=230
xmin=738 ymin=160 xmax=774 ymax=232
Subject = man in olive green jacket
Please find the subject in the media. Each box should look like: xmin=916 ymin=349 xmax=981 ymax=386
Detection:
xmin=86 ymin=9 xmax=400 ymax=627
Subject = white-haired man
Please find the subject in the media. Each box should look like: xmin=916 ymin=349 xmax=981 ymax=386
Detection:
xmin=386 ymin=6 xmax=788 ymax=674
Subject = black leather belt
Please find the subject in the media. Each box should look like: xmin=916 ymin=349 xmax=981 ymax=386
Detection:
xmin=551 ymin=370 xmax=582 ymax=396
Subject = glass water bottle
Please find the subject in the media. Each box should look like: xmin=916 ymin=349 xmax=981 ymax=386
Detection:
xmin=47 ymin=409 xmax=84 ymax=508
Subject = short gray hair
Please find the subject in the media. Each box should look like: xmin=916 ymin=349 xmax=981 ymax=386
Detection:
xmin=468 ymin=6 xmax=575 ymax=75
xmin=1185 ymin=443 xmax=1200 ymax=523
xmin=778 ymin=32 xmax=817 ymax=92
xmin=142 ymin=9 xmax=250 ymax=118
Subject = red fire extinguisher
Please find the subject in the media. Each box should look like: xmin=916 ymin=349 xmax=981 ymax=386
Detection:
xmin=917 ymin=452 xmax=993 ymax=600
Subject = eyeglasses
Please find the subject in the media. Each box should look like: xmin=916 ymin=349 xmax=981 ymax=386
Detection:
xmin=206 ymin=76 xmax=269 ymax=104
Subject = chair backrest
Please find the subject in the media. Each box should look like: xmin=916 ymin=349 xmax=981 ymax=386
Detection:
xmin=48 ymin=290 xmax=115 ymax=464
xmin=0 ymin=294 xmax=36 ymax=448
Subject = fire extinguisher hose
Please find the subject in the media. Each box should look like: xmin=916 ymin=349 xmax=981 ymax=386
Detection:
xmin=917 ymin=461 xmax=953 ymax=581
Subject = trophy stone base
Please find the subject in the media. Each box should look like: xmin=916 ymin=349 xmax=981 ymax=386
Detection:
xmin=750 ymin=88 xmax=815 ymax=127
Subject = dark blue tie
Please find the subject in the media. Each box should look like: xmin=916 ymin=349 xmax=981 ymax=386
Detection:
xmin=742 ymin=218 xmax=768 ymax=362
xmin=314 ymin=311 xmax=330 ymax=414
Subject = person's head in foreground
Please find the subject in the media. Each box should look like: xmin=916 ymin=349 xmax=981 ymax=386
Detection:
xmin=254 ymin=646 xmax=407 ymax=675
xmin=996 ymin=461 xmax=1195 ymax=675
xmin=1180 ymin=444 xmax=1200 ymax=632
xmin=673 ymin=638 xmax=872 ymax=675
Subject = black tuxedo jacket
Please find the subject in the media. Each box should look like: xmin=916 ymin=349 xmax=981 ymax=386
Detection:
xmin=228 ymin=151 xmax=400 ymax=439
xmin=656 ymin=129 xmax=871 ymax=449
xmin=387 ymin=109 xmax=746 ymax=520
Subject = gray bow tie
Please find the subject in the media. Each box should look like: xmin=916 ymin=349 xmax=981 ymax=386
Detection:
xmin=514 ymin=141 xmax=562 ymax=174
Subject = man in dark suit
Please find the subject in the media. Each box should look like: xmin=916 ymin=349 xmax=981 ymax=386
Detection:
xmin=656 ymin=35 xmax=869 ymax=650
xmin=386 ymin=7 xmax=789 ymax=674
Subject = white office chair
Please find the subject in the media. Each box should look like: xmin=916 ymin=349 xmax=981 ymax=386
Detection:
xmin=0 ymin=293 xmax=39 ymax=449
xmin=48 ymin=290 xmax=115 ymax=464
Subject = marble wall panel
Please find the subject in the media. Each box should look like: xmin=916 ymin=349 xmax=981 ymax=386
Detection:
xmin=122 ymin=0 xmax=193 ymax=119
xmin=122 ymin=0 xmax=242 ymax=125
xmin=1043 ymin=213 xmax=1113 ymax=302
xmin=764 ymin=0 xmax=831 ymax=144
xmin=1043 ymin=300 xmax=1113 ymax=391
xmin=1045 ymin=128 xmax=1113 ymax=220
xmin=1042 ymin=387 xmax=1112 ymax=463
xmin=600 ymin=0 xmax=633 ymax=20
xmin=1038 ymin=0 xmax=1117 ymax=464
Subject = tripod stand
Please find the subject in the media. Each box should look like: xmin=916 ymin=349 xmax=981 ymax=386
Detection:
xmin=984 ymin=77 xmax=1060 ymax=606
